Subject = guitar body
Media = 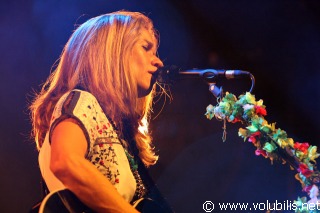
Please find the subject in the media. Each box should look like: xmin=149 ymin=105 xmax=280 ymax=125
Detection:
xmin=38 ymin=189 xmax=167 ymax=213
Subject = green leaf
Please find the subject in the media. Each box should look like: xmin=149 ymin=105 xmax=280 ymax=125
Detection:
xmin=272 ymin=128 xmax=287 ymax=141
xmin=277 ymin=138 xmax=289 ymax=148
xmin=220 ymin=102 xmax=231 ymax=115
xmin=263 ymin=142 xmax=276 ymax=153
xmin=245 ymin=92 xmax=256 ymax=104
xmin=247 ymin=125 xmax=258 ymax=132
xmin=260 ymin=125 xmax=271 ymax=134
xmin=309 ymin=146 xmax=320 ymax=163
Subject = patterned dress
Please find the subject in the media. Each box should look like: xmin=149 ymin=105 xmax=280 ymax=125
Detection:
xmin=38 ymin=89 xmax=145 ymax=203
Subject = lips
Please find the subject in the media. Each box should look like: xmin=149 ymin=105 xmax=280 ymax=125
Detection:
xmin=148 ymin=69 xmax=157 ymax=74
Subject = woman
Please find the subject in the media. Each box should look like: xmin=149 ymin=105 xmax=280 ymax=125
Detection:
xmin=30 ymin=11 xmax=168 ymax=212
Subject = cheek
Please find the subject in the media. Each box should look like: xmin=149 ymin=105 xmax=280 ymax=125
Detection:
xmin=134 ymin=52 xmax=148 ymax=71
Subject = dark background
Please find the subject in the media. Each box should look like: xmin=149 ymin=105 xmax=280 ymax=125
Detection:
xmin=0 ymin=0 xmax=319 ymax=212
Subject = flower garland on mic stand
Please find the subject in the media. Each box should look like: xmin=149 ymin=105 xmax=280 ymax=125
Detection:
xmin=205 ymin=92 xmax=320 ymax=212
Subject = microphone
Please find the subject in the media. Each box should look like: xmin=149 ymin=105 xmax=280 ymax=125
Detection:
xmin=180 ymin=69 xmax=251 ymax=82
xmin=156 ymin=65 xmax=252 ymax=84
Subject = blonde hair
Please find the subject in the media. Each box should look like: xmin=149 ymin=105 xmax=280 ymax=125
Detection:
xmin=30 ymin=11 xmax=159 ymax=166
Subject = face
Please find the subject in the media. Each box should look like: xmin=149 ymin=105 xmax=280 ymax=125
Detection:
xmin=130 ymin=28 xmax=163 ymax=97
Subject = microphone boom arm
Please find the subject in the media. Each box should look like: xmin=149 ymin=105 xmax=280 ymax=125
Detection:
xmin=156 ymin=66 xmax=255 ymax=98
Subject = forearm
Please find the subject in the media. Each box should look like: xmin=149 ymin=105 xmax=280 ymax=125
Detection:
xmin=52 ymin=155 xmax=139 ymax=213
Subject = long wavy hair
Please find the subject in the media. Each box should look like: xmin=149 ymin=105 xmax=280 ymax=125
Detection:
xmin=29 ymin=11 xmax=160 ymax=166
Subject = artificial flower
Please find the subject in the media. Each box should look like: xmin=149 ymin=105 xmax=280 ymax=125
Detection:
xmin=243 ymin=104 xmax=254 ymax=111
xmin=294 ymin=142 xmax=310 ymax=154
xmin=206 ymin=91 xmax=320 ymax=212
xmin=248 ymin=131 xmax=261 ymax=144
xmin=255 ymin=149 xmax=267 ymax=157
xmin=238 ymin=128 xmax=248 ymax=140
xmin=220 ymin=102 xmax=231 ymax=115
xmin=308 ymin=146 xmax=320 ymax=163
xmin=298 ymin=163 xmax=313 ymax=178
xmin=254 ymin=105 xmax=267 ymax=116
xmin=247 ymin=124 xmax=258 ymax=132
xmin=302 ymin=185 xmax=313 ymax=193
xmin=205 ymin=104 xmax=215 ymax=120
xmin=256 ymin=99 xmax=264 ymax=106
xmin=228 ymin=116 xmax=241 ymax=123
xmin=244 ymin=92 xmax=256 ymax=104
xmin=272 ymin=128 xmax=287 ymax=141
xmin=263 ymin=142 xmax=277 ymax=153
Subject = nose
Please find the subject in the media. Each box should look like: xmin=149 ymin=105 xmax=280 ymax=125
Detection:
xmin=152 ymin=56 xmax=163 ymax=68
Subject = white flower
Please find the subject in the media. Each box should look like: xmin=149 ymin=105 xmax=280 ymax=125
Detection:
xmin=243 ymin=104 xmax=254 ymax=111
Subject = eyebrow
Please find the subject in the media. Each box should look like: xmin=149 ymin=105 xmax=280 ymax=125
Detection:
xmin=143 ymin=39 xmax=154 ymax=46
xmin=142 ymin=39 xmax=159 ymax=52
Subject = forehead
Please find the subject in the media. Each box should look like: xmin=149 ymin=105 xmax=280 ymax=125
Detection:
xmin=138 ymin=28 xmax=157 ymax=44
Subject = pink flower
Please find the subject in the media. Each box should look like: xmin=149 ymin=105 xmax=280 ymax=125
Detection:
xmin=255 ymin=149 xmax=267 ymax=157
xmin=303 ymin=185 xmax=313 ymax=193
xmin=254 ymin=105 xmax=267 ymax=116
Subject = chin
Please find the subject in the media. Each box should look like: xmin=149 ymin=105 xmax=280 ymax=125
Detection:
xmin=138 ymin=86 xmax=152 ymax=98
xmin=138 ymin=82 xmax=156 ymax=98
xmin=138 ymin=77 xmax=156 ymax=97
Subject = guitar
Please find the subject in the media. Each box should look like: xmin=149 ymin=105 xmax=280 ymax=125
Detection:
xmin=37 ymin=189 xmax=168 ymax=213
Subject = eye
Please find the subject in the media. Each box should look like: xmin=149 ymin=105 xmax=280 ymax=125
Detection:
xmin=142 ymin=44 xmax=151 ymax=51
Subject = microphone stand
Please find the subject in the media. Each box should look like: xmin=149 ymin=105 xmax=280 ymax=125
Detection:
xmin=208 ymin=83 xmax=223 ymax=99
xmin=156 ymin=66 xmax=255 ymax=99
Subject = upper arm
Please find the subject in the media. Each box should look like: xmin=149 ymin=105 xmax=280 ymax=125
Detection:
xmin=50 ymin=118 xmax=88 ymax=172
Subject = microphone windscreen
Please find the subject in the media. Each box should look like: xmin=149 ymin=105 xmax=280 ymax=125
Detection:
xmin=156 ymin=65 xmax=180 ymax=84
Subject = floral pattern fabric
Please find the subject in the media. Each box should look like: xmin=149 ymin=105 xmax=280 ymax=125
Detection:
xmin=43 ymin=89 xmax=136 ymax=202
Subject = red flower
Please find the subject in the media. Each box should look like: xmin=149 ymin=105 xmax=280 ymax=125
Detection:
xmin=248 ymin=132 xmax=261 ymax=144
xmin=99 ymin=143 xmax=103 ymax=147
xmin=99 ymin=161 xmax=104 ymax=165
xmin=115 ymin=178 xmax=119 ymax=183
xmin=252 ymin=132 xmax=262 ymax=137
xmin=294 ymin=142 xmax=309 ymax=154
xmin=298 ymin=163 xmax=313 ymax=177
xmin=255 ymin=149 xmax=267 ymax=157
xmin=249 ymin=136 xmax=257 ymax=144
xmin=98 ymin=129 xmax=103 ymax=134
xmin=254 ymin=105 xmax=267 ymax=116
xmin=230 ymin=117 xmax=241 ymax=123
